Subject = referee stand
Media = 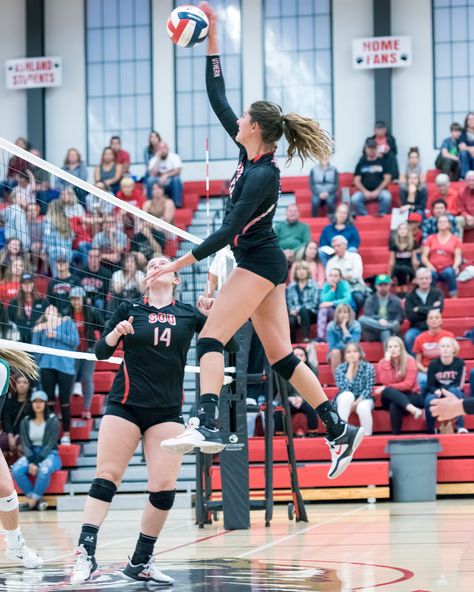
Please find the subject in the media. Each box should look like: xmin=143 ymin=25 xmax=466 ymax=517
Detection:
xmin=194 ymin=324 xmax=307 ymax=529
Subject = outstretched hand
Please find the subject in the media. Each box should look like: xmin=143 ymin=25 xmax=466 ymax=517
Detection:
xmin=197 ymin=296 xmax=214 ymax=316
xmin=430 ymin=391 xmax=464 ymax=421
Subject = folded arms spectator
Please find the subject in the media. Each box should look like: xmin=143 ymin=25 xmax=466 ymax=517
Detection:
xmin=359 ymin=274 xmax=404 ymax=343
xmin=309 ymin=157 xmax=339 ymax=217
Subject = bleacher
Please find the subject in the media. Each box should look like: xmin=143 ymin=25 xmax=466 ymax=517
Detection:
xmin=28 ymin=171 xmax=474 ymax=506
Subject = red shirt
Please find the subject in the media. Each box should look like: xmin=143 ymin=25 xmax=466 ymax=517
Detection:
xmin=458 ymin=187 xmax=474 ymax=217
xmin=114 ymin=149 xmax=130 ymax=168
xmin=0 ymin=281 xmax=20 ymax=303
xmin=413 ymin=329 xmax=455 ymax=368
xmin=425 ymin=233 xmax=462 ymax=271
xmin=376 ymin=356 xmax=420 ymax=393
xmin=427 ymin=188 xmax=459 ymax=213
xmin=73 ymin=310 xmax=87 ymax=352
xmin=117 ymin=188 xmax=145 ymax=209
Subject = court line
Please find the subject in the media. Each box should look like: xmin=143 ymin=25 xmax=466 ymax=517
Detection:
xmin=156 ymin=529 xmax=230 ymax=556
xmin=237 ymin=505 xmax=369 ymax=558
xmin=44 ymin=522 xmax=186 ymax=563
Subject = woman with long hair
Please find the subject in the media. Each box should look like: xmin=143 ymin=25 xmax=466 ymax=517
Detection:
xmin=0 ymin=349 xmax=42 ymax=567
xmin=12 ymin=390 xmax=61 ymax=512
xmin=375 ymin=336 xmax=423 ymax=435
xmin=0 ymin=237 xmax=30 ymax=279
xmin=108 ymin=253 xmax=145 ymax=313
xmin=94 ymin=147 xmax=123 ymax=195
xmin=459 ymin=111 xmax=474 ymax=178
xmin=0 ymin=375 xmax=33 ymax=465
xmin=318 ymin=203 xmax=360 ymax=266
xmin=389 ymin=222 xmax=419 ymax=296
xmin=0 ymin=257 xmax=25 ymax=304
xmin=153 ymin=3 xmax=364 ymax=479
xmin=286 ymin=261 xmax=319 ymax=343
xmin=326 ymin=303 xmax=361 ymax=374
xmin=70 ymin=255 xmax=236 ymax=585
xmin=290 ymin=240 xmax=325 ymax=287
xmin=31 ymin=304 xmax=80 ymax=445
xmin=143 ymin=131 xmax=162 ymax=170
xmin=399 ymin=171 xmax=427 ymax=215
xmin=334 ymin=343 xmax=375 ymax=436
xmin=43 ymin=198 xmax=74 ymax=277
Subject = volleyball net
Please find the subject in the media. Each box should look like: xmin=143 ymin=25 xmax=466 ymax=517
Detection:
xmin=0 ymin=137 xmax=232 ymax=378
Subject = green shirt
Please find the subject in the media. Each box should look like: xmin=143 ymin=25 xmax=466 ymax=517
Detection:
xmin=274 ymin=220 xmax=310 ymax=251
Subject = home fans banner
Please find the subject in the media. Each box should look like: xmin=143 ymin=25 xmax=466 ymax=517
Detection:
xmin=352 ymin=36 xmax=412 ymax=70
xmin=5 ymin=56 xmax=62 ymax=89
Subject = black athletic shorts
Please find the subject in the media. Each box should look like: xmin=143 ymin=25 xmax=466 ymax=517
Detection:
xmin=234 ymin=244 xmax=288 ymax=286
xmin=104 ymin=401 xmax=184 ymax=434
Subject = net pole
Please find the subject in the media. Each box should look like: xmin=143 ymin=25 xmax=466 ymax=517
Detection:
xmin=0 ymin=136 xmax=201 ymax=245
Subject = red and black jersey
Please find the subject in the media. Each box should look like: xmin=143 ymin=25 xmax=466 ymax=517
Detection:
xmin=95 ymin=298 xmax=207 ymax=409
xmin=191 ymin=55 xmax=280 ymax=262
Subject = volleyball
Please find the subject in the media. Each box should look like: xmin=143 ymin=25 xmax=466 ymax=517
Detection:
xmin=167 ymin=5 xmax=209 ymax=48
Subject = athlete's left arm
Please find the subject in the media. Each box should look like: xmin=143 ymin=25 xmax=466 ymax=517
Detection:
xmin=95 ymin=302 xmax=130 ymax=360
xmin=191 ymin=166 xmax=278 ymax=262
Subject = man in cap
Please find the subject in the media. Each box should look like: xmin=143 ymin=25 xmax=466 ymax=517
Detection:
xmin=358 ymin=274 xmax=404 ymax=342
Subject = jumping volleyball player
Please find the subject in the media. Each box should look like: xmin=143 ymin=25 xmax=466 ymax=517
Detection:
xmin=156 ymin=2 xmax=364 ymax=477
xmin=0 ymin=350 xmax=42 ymax=568
xmin=71 ymin=256 xmax=236 ymax=585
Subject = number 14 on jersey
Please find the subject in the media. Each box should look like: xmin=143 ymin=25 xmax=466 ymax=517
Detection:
xmin=154 ymin=327 xmax=171 ymax=347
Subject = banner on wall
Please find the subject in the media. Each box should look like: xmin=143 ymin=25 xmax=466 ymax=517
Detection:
xmin=352 ymin=36 xmax=412 ymax=69
xmin=5 ymin=57 xmax=62 ymax=89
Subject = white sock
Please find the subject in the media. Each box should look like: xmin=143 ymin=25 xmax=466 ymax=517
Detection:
xmin=5 ymin=527 xmax=22 ymax=549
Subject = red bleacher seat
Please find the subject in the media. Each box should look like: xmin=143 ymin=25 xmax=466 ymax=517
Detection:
xmin=94 ymin=372 xmax=115 ymax=393
xmin=70 ymin=394 xmax=105 ymax=417
xmin=70 ymin=418 xmax=92 ymax=441
xmin=13 ymin=470 xmax=68 ymax=495
xmin=58 ymin=444 xmax=80 ymax=467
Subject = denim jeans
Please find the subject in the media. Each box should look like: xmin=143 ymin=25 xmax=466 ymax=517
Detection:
xmin=404 ymin=327 xmax=422 ymax=356
xmin=311 ymin=191 xmax=337 ymax=217
xmin=146 ymin=175 xmax=183 ymax=207
xmin=359 ymin=315 xmax=400 ymax=343
xmin=351 ymin=189 xmax=391 ymax=216
xmin=425 ymin=388 xmax=465 ymax=433
xmin=459 ymin=150 xmax=474 ymax=178
xmin=418 ymin=371 xmax=428 ymax=394
xmin=432 ymin=267 xmax=457 ymax=295
xmin=12 ymin=448 xmax=62 ymax=500
xmin=75 ymin=358 xmax=96 ymax=411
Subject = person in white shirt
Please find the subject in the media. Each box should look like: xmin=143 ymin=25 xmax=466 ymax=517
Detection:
xmin=325 ymin=235 xmax=367 ymax=310
xmin=207 ymin=245 xmax=236 ymax=297
xmin=145 ymin=142 xmax=183 ymax=207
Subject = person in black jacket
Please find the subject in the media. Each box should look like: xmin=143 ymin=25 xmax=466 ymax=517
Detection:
xmin=12 ymin=390 xmax=61 ymax=512
xmin=7 ymin=273 xmax=47 ymax=344
xmin=1 ymin=375 xmax=32 ymax=464
xmin=70 ymin=286 xmax=104 ymax=420
xmin=151 ymin=2 xmax=363 ymax=483
xmin=366 ymin=120 xmax=399 ymax=180
xmin=424 ymin=337 xmax=466 ymax=434
xmin=404 ymin=267 xmax=444 ymax=355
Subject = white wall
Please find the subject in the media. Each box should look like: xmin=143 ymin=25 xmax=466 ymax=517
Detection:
xmin=332 ymin=0 xmax=374 ymax=173
xmin=44 ymin=0 xmax=86 ymax=167
xmin=0 ymin=0 xmax=27 ymax=143
xmin=391 ymin=0 xmax=436 ymax=172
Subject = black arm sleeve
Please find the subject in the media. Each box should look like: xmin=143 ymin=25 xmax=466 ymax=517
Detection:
xmin=463 ymin=398 xmax=474 ymax=414
xmin=206 ymin=55 xmax=239 ymax=142
xmin=94 ymin=301 xmax=130 ymax=360
xmin=192 ymin=166 xmax=276 ymax=261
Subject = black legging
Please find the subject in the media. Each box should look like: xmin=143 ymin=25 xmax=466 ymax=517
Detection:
xmin=381 ymin=387 xmax=424 ymax=435
xmin=40 ymin=368 xmax=74 ymax=432
xmin=289 ymin=307 xmax=317 ymax=341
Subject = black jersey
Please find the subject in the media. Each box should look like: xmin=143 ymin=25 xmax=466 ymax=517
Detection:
xmin=192 ymin=55 xmax=281 ymax=262
xmin=427 ymin=357 xmax=465 ymax=392
xmin=95 ymin=298 xmax=207 ymax=409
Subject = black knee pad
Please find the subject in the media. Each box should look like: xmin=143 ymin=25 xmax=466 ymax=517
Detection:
xmin=89 ymin=478 xmax=117 ymax=503
xmin=149 ymin=489 xmax=176 ymax=511
xmin=196 ymin=337 xmax=224 ymax=361
xmin=272 ymin=353 xmax=301 ymax=381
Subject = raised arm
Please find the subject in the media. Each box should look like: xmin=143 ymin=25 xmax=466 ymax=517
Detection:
xmin=201 ymin=2 xmax=239 ymax=141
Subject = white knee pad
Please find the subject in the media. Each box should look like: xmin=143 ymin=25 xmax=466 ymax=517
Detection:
xmin=0 ymin=491 xmax=18 ymax=512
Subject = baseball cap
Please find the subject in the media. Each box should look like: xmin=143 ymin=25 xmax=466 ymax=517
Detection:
xmin=31 ymin=390 xmax=48 ymax=402
xmin=375 ymin=274 xmax=391 ymax=285
xmin=20 ymin=272 xmax=34 ymax=283
xmin=408 ymin=212 xmax=422 ymax=223
xmin=70 ymin=286 xmax=86 ymax=299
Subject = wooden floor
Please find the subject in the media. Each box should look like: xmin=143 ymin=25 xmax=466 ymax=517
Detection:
xmin=1 ymin=500 xmax=474 ymax=591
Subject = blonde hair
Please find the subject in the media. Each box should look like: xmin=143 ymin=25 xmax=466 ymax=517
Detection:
xmin=0 ymin=349 xmax=39 ymax=381
xmin=385 ymin=336 xmax=408 ymax=378
xmin=394 ymin=222 xmax=414 ymax=251
xmin=46 ymin=199 xmax=73 ymax=238
xmin=439 ymin=336 xmax=460 ymax=355
xmin=292 ymin=260 xmax=312 ymax=282
xmin=120 ymin=177 xmax=135 ymax=189
xmin=334 ymin=303 xmax=355 ymax=326
xmin=248 ymin=101 xmax=333 ymax=166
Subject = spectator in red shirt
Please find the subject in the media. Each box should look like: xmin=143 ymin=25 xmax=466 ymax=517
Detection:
xmin=421 ymin=215 xmax=463 ymax=297
xmin=426 ymin=173 xmax=460 ymax=213
xmin=457 ymin=170 xmax=474 ymax=240
xmin=413 ymin=309 xmax=455 ymax=393
xmin=0 ymin=258 xmax=24 ymax=303
xmin=117 ymin=177 xmax=144 ymax=209
xmin=1 ymin=137 xmax=30 ymax=197
xmin=375 ymin=336 xmax=423 ymax=434
xmin=110 ymin=136 xmax=131 ymax=175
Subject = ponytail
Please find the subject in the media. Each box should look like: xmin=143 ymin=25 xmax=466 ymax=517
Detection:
xmin=282 ymin=113 xmax=333 ymax=166
xmin=0 ymin=349 xmax=39 ymax=381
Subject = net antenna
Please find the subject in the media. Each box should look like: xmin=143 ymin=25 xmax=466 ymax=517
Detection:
xmin=205 ymin=137 xmax=211 ymax=297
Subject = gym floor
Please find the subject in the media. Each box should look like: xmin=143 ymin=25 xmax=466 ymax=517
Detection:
xmin=0 ymin=500 xmax=472 ymax=591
